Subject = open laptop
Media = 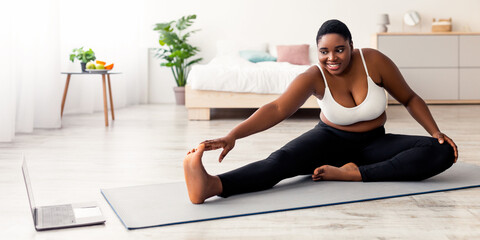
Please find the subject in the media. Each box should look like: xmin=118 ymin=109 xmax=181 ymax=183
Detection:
xmin=22 ymin=158 xmax=106 ymax=230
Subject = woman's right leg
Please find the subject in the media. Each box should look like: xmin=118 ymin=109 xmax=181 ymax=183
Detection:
xmin=217 ymin=122 xmax=350 ymax=198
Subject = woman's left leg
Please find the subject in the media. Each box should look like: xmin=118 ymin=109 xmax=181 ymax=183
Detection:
xmin=357 ymin=134 xmax=455 ymax=181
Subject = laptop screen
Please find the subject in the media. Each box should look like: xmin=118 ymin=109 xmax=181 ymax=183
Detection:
xmin=21 ymin=158 xmax=36 ymax=219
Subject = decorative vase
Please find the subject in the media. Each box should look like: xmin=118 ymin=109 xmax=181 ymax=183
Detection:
xmin=80 ymin=62 xmax=87 ymax=72
xmin=173 ymin=86 xmax=185 ymax=105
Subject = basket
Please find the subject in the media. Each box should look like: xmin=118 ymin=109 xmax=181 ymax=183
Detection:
xmin=432 ymin=18 xmax=452 ymax=32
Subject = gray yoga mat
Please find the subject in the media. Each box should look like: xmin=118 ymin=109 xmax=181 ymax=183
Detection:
xmin=101 ymin=163 xmax=480 ymax=229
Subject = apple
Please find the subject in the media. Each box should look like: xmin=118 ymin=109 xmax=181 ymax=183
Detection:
xmin=96 ymin=64 xmax=105 ymax=70
xmin=86 ymin=62 xmax=96 ymax=69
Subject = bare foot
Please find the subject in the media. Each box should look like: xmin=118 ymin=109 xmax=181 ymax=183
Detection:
xmin=183 ymin=144 xmax=222 ymax=204
xmin=312 ymin=162 xmax=362 ymax=181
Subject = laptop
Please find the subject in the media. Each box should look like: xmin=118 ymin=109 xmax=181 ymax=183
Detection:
xmin=22 ymin=158 xmax=106 ymax=230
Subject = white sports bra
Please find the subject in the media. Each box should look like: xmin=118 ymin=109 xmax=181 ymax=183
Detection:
xmin=316 ymin=48 xmax=387 ymax=126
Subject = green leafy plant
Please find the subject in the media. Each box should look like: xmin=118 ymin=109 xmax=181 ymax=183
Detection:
xmin=69 ymin=47 xmax=96 ymax=63
xmin=153 ymin=14 xmax=202 ymax=87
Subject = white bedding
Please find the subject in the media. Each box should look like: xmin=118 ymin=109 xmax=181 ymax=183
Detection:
xmin=189 ymin=56 xmax=311 ymax=94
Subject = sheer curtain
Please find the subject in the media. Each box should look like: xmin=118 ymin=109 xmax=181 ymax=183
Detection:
xmin=0 ymin=0 xmax=148 ymax=142
xmin=0 ymin=4 xmax=15 ymax=142
xmin=0 ymin=0 xmax=62 ymax=142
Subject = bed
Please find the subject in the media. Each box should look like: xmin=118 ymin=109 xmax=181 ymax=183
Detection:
xmin=185 ymin=85 xmax=319 ymax=120
xmin=186 ymin=44 xmax=319 ymax=120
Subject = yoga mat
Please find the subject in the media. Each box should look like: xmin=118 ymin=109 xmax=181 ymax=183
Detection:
xmin=101 ymin=163 xmax=480 ymax=229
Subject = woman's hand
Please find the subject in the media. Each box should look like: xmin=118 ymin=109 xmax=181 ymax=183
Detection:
xmin=201 ymin=134 xmax=236 ymax=162
xmin=432 ymin=132 xmax=458 ymax=163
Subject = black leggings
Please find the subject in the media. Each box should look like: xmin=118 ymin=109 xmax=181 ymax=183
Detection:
xmin=218 ymin=121 xmax=455 ymax=198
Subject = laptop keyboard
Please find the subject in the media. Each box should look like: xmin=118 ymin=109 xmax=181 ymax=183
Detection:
xmin=41 ymin=204 xmax=76 ymax=226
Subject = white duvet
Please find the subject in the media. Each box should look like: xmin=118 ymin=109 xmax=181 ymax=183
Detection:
xmin=189 ymin=56 xmax=311 ymax=94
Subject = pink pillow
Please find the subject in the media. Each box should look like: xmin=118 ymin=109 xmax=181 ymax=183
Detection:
xmin=276 ymin=44 xmax=310 ymax=65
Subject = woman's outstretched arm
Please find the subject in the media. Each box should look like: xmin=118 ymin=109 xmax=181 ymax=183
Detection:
xmin=371 ymin=49 xmax=458 ymax=162
xmin=202 ymin=67 xmax=319 ymax=162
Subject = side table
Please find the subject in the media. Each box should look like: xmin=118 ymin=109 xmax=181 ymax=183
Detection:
xmin=60 ymin=72 xmax=121 ymax=127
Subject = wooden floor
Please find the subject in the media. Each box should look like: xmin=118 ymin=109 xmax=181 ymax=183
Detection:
xmin=1 ymin=104 xmax=480 ymax=239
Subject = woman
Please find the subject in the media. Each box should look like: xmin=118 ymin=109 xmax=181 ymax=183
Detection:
xmin=183 ymin=19 xmax=458 ymax=204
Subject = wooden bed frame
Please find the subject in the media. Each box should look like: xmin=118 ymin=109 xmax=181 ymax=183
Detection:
xmin=185 ymin=85 xmax=319 ymax=120
xmin=185 ymin=85 xmax=480 ymax=120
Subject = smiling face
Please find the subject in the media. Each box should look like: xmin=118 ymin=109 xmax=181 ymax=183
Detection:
xmin=317 ymin=33 xmax=353 ymax=75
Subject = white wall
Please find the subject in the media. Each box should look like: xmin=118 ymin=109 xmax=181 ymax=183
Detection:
xmin=36 ymin=0 xmax=480 ymax=104
xmin=3 ymin=0 xmax=476 ymax=115
xmin=142 ymin=0 xmax=480 ymax=103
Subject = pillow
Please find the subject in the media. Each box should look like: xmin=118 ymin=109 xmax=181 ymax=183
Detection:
xmin=276 ymin=44 xmax=310 ymax=65
xmin=268 ymin=44 xmax=278 ymax=57
xmin=239 ymin=50 xmax=277 ymax=63
xmin=309 ymin=44 xmax=318 ymax=64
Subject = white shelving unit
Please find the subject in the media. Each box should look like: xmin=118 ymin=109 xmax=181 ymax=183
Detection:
xmin=375 ymin=33 xmax=480 ymax=103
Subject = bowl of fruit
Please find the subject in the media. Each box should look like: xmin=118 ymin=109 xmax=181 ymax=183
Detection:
xmin=86 ymin=60 xmax=114 ymax=73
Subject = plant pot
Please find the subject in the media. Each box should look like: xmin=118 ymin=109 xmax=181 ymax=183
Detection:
xmin=80 ymin=62 xmax=87 ymax=72
xmin=173 ymin=86 xmax=185 ymax=105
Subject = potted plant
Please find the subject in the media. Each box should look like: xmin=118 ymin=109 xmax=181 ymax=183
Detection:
xmin=69 ymin=47 xmax=96 ymax=72
xmin=153 ymin=14 xmax=202 ymax=105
